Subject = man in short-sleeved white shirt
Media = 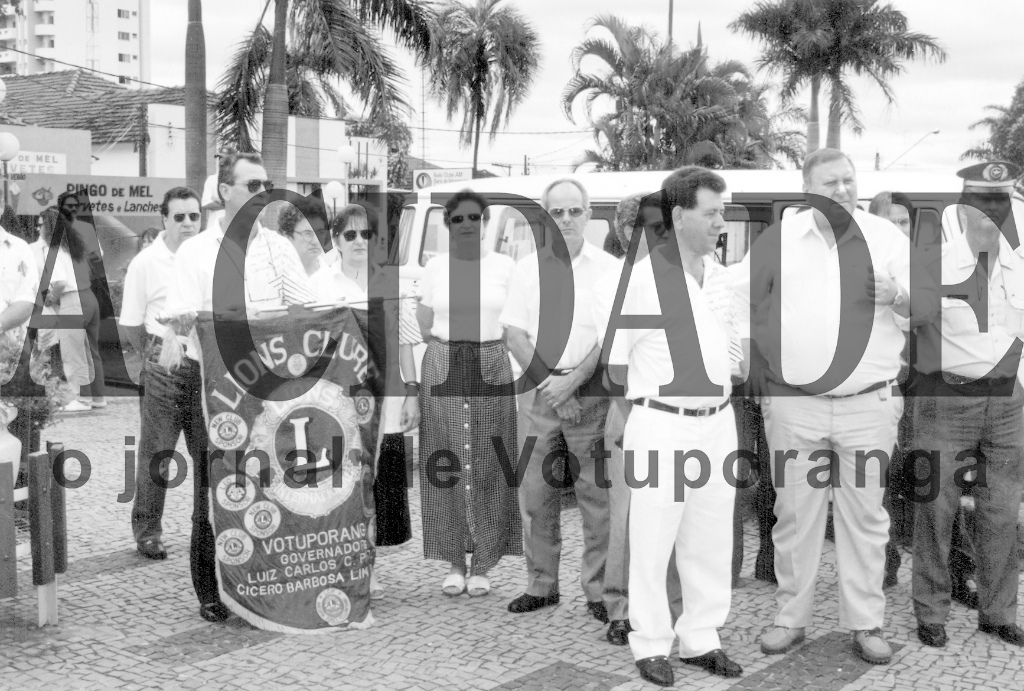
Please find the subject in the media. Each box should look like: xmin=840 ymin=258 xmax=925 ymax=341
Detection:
xmin=500 ymin=178 xmax=620 ymax=622
xmin=607 ymin=169 xmax=745 ymax=686
xmin=0 ymin=222 xmax=40 ymax=352
xmin=119 ymin=187 xmax=203 ymax=565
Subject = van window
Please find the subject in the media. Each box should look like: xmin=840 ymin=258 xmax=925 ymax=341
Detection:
xmin=915 ymin=208 xmax=941 ymax=249
xmin=585 ymin=218 xmax=610 ymax=249
xmin=419 ymin=207 xmax=449 ymax=266
xmin=493 ymin=206 xmax=538 ymax=262
xmin=397 ymin=206 xmax=416 ymax=265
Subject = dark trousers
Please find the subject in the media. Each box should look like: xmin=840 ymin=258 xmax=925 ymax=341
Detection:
xmin=912 ymin=374 xmax=1024 ymax=627
xmin=129 ymin=353 xmax=219 ymax=605
xmin=732 ymin=394 xmax=776 ymax=583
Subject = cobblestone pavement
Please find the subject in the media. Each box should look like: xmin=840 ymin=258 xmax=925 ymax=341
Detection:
xmin=1 ymin=398 xmax=1022 ymax=690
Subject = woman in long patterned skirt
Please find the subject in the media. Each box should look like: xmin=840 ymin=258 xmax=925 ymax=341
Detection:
xmin=417 ymin=189 xmax=521 ymax=598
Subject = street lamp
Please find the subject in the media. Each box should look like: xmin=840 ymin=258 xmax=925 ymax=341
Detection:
xmin=883 ymin=130 xmax=940 ymax=171
xmin=323 ymin=180 xmax=345 ymax=218
xmin=0 ymin=131 xmax=20 ymax=212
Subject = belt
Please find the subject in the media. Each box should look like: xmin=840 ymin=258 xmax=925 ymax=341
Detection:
xmin=927 ymin=371 xmax=1016 ymax=388
xmin=630 ymin=398 xmax=730 ymax=417
xmin=770 ymin=378 xmax=894 ymax=398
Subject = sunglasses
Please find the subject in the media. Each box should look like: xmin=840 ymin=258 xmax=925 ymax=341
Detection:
xmin=450 ymin=213 xmax=482 ymax=224
xmin=340 ymin=229 xmax=374 ymax=242
xmin=549 ymin=207 xmax=586 ymax=219
xmin=239 ymin=179 xmax=274 ymax=193
xmin=172 ymin=212 xmax=202 ymax=223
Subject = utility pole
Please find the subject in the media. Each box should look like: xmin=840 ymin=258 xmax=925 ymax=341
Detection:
xmin=184 ymin=0 xmax=206 ymax=197
xmin=137 ymin=104 xmax=148 ymax=177
xmin=491 ymin=162 xmax=513 ymax=176
xmin=668 ymin=0 xmax=674 ymax=46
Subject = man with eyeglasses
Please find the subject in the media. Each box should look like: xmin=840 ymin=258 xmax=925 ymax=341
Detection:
xmin=162 ymin=152 xmax=314 ymax=623
xmin=501 ymin=178 xmax=621 ymax=623
xmin=120 ymin=187 xmax=203 ymax=564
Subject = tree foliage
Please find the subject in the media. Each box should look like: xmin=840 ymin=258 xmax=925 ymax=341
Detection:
xmin=562 ymin=15 xmax=804 ymax=172
xmin=962 ymin=77 xmax=1024 ymax=188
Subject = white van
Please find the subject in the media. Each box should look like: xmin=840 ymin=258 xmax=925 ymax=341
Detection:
xmin=393 ymin=169 xmax=965 ymax=295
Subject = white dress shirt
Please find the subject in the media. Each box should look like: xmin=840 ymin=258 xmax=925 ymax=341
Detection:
xmin=421 ymin=252 xmax=514 ymax=342
xmin=608 ymin=254 xmax=739 ymax=409
xmin=916 ymin=230 xmax=1024 ymax=380
xmin=500 ymin=241 xmax=622 ymax=369
xmin=733 ymin=208 xmax=931 ymax=396
xmin=0 ymin=225 xmax=40 ymax=350
xmin=119 ymin=233 xmax=176 ymax=337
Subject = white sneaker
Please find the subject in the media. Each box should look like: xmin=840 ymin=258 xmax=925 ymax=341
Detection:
xmin=61 ymin=400 xmax=93 ymax=413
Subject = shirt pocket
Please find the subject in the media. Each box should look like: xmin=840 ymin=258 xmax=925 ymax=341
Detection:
xmin=940 ymin=297 xmax=981 ymax=335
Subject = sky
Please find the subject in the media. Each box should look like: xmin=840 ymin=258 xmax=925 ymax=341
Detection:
xmin=149 ymin=0 xmax=1024 ymax=179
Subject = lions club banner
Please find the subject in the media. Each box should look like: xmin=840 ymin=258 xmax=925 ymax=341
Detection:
xmin=196 ymin=306 xmax=385 ymax=633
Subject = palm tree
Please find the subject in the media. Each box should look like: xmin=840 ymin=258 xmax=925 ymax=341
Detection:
xmin=564 ymin=15 xmax=797 ymax=171
xmin=216 ymin=0 xmax=433 ymax=183
xmin=962 ymin=78 xmax=1024 ymax=187
xmin=426 ymin=0 xmax=540 ymax=176
xmin=184 ymin=0 xmax=206 ymax=197
xmin=731 ymin=0 xmax=946 ymax=152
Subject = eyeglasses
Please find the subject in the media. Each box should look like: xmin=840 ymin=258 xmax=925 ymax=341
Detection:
xmin=450 ymin=213 xmax=482 ymax=224
xmin=172 ymin=212 xmax=201 ymax=223
xmin=238 ymin=179 xmax=274 ymax=193
xmin=340 ymin=229 xmax=374 ymax=242
xmin=548 ymin=207 xmax=586 ymax=219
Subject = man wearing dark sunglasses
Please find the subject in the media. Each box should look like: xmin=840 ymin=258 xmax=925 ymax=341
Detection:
xmin=502 ymin=178 xmax=620 ymax=626
xmin=120 ymin=186 xmax=203 ymax=564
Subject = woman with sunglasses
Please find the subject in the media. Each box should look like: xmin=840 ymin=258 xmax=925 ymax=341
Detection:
xmin=322 ymin=203 xmax=421 ymax=601
xmin=417 ymin=189 xmax=521 ymax=598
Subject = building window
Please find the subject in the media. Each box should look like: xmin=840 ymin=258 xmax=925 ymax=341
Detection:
xmin=118 ymin=53 xmax=130 ymax=63
xmin=119 ymin=76 xmax=130 ymax=85
xmin=118 ymin=9 xmax=130 ymax=19
xmin=118 ymin=32 xmax=130 ymax=40
xmin=132 ymin=33 xmax=137 ymax=39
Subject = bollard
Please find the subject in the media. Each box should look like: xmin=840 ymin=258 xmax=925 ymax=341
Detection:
xmin=27 ymin=450 xmax=57 ymax=625
xmin=0 ymin=461 xmax=14 ymax=599
xmin=48 ymin=443 xmax=67 ymax=575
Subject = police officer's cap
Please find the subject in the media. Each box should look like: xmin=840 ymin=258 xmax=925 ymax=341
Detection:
xmin=956 ymin=160 xmax=1021 ymax=191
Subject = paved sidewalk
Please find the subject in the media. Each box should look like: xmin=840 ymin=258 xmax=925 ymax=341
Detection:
xmin=1 ymin=398 xmax=1021 ymax=690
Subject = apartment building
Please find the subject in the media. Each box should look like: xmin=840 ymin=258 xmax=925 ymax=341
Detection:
xmin=0 ymin=0 xmax=150 ymax=88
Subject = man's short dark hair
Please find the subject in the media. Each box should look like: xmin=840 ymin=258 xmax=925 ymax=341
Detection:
xmin=802 ymin=148 xmax=855 ymax=184
xmin=443 ymin=189 xmax=490 ymax=225
xmin=660 ymin=167 xmax=727 ymax=225
xmin=218 ymin=152 xmax=264 ymax=203
xmin=160 ymin=186 xmax=202 ymax=217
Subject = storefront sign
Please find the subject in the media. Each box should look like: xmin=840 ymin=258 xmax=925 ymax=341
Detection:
xmin=7 ymin=151 xmax=67 ymax=175
xmin=15 ymin=174 xmax=184 ymax=216
xmin=412 ymin=168 xmax=472 ymax=190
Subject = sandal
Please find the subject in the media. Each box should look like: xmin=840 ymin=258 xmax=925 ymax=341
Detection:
xmin=442 ymin=573 xmax=466 ymax=597
xmin=369 ymin=568 xmax=384 ymax=600
xmin=466 ymin=575 xmax=490 ymax=597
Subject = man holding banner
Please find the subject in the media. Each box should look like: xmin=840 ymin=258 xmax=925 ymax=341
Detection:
xmin=162 ymin=152 xmax=388 ymax=631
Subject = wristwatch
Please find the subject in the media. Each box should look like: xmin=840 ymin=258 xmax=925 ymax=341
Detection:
xmin=892 ymin=288 xmax=906 ymax=308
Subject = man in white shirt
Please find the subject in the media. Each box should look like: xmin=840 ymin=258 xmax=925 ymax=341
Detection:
xmin=608 ymin=168 xmax=745 ymax=686
xmin=736 ymin=148 xmax=939 ymax=664
xmin=911 ymin=160 xmax=1024 ymax=649
xmin=120 ymin=187 xmax=202 ymax=565
xmin=0 ymin=219 xmax=39 ymax=352
xmin=501 ymin=178 xmax=620 ymax=622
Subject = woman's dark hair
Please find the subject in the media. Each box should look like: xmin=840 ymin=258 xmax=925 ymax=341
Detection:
xmin=57 ymin=190 xmax=80 ymax=213
xmin=443 ymin=189 xmax=490 ymax=224
xmin=139 ymin=227 xmax=161 ymax=250
xmin=278 ymin=199 xmax=330 ymax=238
xmin=48 ymin=210 xmax=86 ymax=261
xmin=330 ymin=203 xmax=379 ymax=238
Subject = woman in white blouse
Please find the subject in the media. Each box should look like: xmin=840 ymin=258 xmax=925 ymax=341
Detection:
xmin=276 ymin=202 xmax=330 ymax=278
xmin=416 ymin=190 xmax=522 ymax=598
xmin=325 ymin=204 xmax=421 ymax=600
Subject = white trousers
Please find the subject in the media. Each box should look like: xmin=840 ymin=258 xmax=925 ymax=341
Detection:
xmin=625 ymin=404 xmax=737 ymax=660
xmin=762 ymin=390 xmax=899 ymax=630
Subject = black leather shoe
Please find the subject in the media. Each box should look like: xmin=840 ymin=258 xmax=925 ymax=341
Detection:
xmin=606 ymin=619 xmax=632 ymax=645
xmin=587 ymin=601 xmax=609 ymax=624
xmin=199 ymin=601 xmax=231 ymax=622
xmin=978 ymin=622 xmax=1024 ymax=646
xmin=917 ymin=623 xmax=947 ymax=647
xmin=137 ymin=539 xmax=166 ymax=561
xmin=635 ymin=656 xmax=673 ymax=687
xmin=507 ymin=592 xmax=559 ymax=614
xmin=951 ymin=582 xmax=979 ymax=609
xmin=680 ymin=649 xmax=743 ymax=678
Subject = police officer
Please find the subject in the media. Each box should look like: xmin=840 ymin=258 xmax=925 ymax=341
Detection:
xmin=912 ymin=160 xmax=1024 ymax=648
